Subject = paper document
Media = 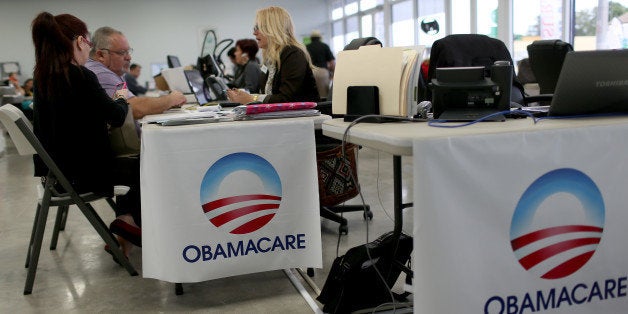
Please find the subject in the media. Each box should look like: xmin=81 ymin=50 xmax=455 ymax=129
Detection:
xmin=332 ymin=45 xmax=424 ymax=117
xmin=139 ymin=108 xmax=220 ymax=124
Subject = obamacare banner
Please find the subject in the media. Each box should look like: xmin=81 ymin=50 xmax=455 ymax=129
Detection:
xmin=413 ymin=123 xmax=628 ymax=313
xmin=140 ymin=119 xmax=322 ymax=282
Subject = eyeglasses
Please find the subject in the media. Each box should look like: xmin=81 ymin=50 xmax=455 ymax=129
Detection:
xmin=101 ymin=48 xmax=133 ymax=57
xmin=75 ymin=35 xmax=94 ymax=48
xmin=253 ymin=25 xmax=259 ymax=32
xmin=82 ymin=37 xmax=94 ymax=48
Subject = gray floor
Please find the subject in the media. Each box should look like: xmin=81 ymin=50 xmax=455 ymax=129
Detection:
xmin=0 ymin=130 xmax=415 ymax=313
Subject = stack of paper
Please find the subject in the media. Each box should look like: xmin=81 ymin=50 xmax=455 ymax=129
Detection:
xmin=332 ymin=45 xmax=425 ymax=117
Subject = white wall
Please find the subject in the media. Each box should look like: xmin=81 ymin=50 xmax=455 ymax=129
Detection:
xmin=0 ymin=0 xmax=328 ymax=86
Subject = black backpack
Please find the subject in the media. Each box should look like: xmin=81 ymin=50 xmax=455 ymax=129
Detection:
xmin=317 ymin=231 xmax=413 ymax=313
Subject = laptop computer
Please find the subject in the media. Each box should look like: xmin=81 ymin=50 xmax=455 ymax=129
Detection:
xmin=548 ymin=49 xmax=628 ymax=116
xmin=183 ymin=69 xmax=240 ymax=107
xmin=183 ymin=69 xmax=211 ymax=105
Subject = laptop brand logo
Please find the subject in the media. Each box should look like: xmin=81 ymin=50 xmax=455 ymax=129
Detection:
xmin=200 ymin=152 xmax=282 ymax=234
xmin=595 ymin=80 xmax=628 ymax=88
xmin=510 ymin=168 xmax=605 ymax=279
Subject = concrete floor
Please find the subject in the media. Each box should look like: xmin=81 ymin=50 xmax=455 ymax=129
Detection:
xmin=0 ymin=130 xmax=414 ymax=313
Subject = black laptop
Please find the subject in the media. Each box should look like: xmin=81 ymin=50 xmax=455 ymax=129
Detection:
xmin=548 ymin=49 xmax=628 ymax=116
xmin=183 ymin=69 xmax=240 ymax=107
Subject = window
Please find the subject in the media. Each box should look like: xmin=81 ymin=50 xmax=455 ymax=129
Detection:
xmin=326 ymin=0 xmax=628 ymax=55
xmin=392 ymin=0 xmax=415 ymax=46
xmin=574 ymin=0 xmax=628 ymax=50
xmin=362 ymin=14 xmax=374 ymax=37
xmin=332 ymin=20 xmax=345 ymax=54
xmin=477 ymin=0 xmax=499 ymax=37
xmin=346 ymin=16 xmax=360 ymax=45
xmin=512 ymin=0 xmax=564 ymax=62
xmin=332 ymin=0 xmax=344 ymax=20
xmin=361 ymin=0 xmax=384 ymax=10
xmin=417 ymin=0 xmax=446 ymax=47
xmin=329 ymin=0 xmax=386 ymax=53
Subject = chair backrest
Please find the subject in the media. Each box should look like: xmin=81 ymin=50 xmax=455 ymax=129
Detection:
xmin=426 ymin=34 xmax=525 ymax=104
xmin=527 ymin=39 xmax=573 ymax=94
xmin=0 ymin=104 xmax=80 ymax=195
xmin=343 ymin=37 xmax=383 ymax=50
xmin=0 ymin=104 xmax=36 ymax=156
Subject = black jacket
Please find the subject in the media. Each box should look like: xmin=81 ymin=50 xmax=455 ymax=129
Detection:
xmin=33 ymin=64 xmax=128 ymax=195
xmin=260 ymin=45 xmax=320 ymax=103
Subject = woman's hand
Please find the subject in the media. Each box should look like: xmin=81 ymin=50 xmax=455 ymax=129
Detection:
xmin=226 ymin=89 xmax=255 ymax=104
xmin=114 ymin=89 xmax=128 ymax=100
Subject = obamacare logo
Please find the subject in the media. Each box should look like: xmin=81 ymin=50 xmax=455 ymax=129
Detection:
xmin=200 ymin=152 xmax=282 ymax=234
xmin=510 ymin=168 xmax=605 ymax=279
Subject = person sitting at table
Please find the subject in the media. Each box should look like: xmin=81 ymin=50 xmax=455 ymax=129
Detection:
xmin=85 ymin=26 xmax=186 ymax=119
xmin=123 ymin=63 xmax=147 ymax=96
xmin=4 ymin=72 xmax=25 ymax=95
xmin=31 ymin=12 xmax=141 ymax=256
xmin=227 ymin=6 xmax=319 ymax=104
xmin=22 ymin=78 xmax=34 ymax=97
xmin=231 ymin=39 xmax=262 ymax=93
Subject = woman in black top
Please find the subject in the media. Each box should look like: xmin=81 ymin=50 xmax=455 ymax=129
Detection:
xmin=31 ymin=12 xmax=140 ymax=255
xmin=227 ymin=6 xmax=319 ymax=104
xmin=231 ymin=38 xmax=262 ymax=93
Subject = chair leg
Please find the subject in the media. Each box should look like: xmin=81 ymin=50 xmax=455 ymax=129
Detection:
xmin=50 ymin=205 xmax=69 ymax=250
xmin=175 ymin=283 xmax=184 ymax=295
xmin=58 ymin=205 xmax=69 ymax=231
xmin=25 ymin=203 xmax=42 ymax=269
xmin=74 ymin=199 xmax=138 ymax=276
xmin=24 ymin=186 xmax=53 ymax=294
xmin=320 ymin=206 xmax=348 ymax=235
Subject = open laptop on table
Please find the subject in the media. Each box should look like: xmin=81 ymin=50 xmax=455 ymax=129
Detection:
xmin=183 ymin=69 xmax=240 ymax=107
xmin=547 ymin=49 xmax=628 ymax=116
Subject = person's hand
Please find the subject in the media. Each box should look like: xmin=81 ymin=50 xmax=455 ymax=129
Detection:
xmin=226 ymin=89 xmax=255 ymax=104
xmin=114 ymin=89 xmax=129 ymax=100
xmin=167 ymin=90 xmax=187 ymax=108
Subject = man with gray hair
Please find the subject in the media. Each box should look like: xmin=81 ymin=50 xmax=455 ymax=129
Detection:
xmin=86 ymin=27 xmax=185 ymax=119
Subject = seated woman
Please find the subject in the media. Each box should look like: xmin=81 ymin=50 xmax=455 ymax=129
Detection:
xmin=231 ymin=39 xmax=262 ymax=93
xmin=31 ymin=12 xmax=140 ymax=256
xmin=227 ymin=6 xmax=319 ymax=104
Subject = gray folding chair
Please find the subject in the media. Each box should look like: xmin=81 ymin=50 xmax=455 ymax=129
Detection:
xmin=0 ymin=104 xmax=138 ymax=295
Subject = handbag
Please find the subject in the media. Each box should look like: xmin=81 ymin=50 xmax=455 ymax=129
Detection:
xmin=316 ymin=143 xmax=359 ymax=207
xmin=109 ymin=105 xmax=140 ymax=157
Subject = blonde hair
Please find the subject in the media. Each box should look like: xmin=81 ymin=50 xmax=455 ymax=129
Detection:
xmin=255 ymin=6 xmax=312 ymax=69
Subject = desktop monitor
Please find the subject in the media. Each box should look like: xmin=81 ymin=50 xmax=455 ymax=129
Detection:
xmin=167 ymin=55 xmax=181 ymax=68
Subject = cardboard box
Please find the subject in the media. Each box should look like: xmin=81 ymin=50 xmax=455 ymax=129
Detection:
xmin=153 ymin=73 xmax=169 ymax=91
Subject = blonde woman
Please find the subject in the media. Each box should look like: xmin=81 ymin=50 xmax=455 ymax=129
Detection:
xmin=227 ymin=6 xmax=319 ymax=104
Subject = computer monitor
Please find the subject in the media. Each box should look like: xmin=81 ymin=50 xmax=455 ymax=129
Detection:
xmin=167 ymin=55 xmax=181 ymax=68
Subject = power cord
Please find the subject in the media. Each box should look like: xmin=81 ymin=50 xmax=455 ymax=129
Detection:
xmin=340 ymin=114 xmax=419 ymax=312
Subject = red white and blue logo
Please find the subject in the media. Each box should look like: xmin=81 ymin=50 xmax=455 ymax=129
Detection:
xmin=510 ymin=168 xmax=605 ymax=279
xmin=200 ymin=152 xmax=282 ymax=235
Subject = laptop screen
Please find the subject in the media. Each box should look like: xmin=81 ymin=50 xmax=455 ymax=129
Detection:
xmin=548 ymin=49 xmax=628 ymax=116
xmin=184 ymin=70 xmax=210 ymax=105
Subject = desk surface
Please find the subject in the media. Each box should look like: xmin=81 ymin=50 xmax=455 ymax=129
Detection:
xmin=322 ymin=116 xmax=628 ymax=155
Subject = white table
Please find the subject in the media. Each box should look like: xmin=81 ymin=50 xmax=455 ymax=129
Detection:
xmin=322 ymin=116 xmax=628 ymax=313
xmin=140 ymin=115 xmax=329 ymax=285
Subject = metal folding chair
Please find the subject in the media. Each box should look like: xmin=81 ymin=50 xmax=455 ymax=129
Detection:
xmin=0 ymin=104 xmax=138 ymax=295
